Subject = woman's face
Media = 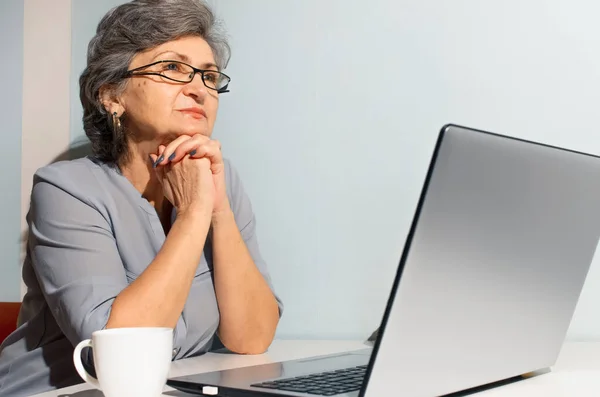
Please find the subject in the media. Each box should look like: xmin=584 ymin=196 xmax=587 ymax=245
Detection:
xmin=117 ymin=35 xmax=221 ymax=142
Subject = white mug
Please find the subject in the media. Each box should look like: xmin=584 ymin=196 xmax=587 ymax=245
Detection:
xmin=73 ymin=327 xmax=173 ymax=397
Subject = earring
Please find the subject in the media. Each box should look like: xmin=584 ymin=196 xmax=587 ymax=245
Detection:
xmin=111 ymin=112 xmax=122 ymax=136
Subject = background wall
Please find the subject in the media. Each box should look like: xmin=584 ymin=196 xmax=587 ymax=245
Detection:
xmin=0 ymin=0 xmax=24 ymax=301
xmin=70 ymin=0 xmax=125 ymax=144
xmin=10 ymin=0 xmax=600 ymax=341
xmin=202 ymin=0 xmax=600 ymax=340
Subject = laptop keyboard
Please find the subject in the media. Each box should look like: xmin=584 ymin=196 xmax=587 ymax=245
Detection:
xmin=250 ymin=365 xmax=367 ymax=396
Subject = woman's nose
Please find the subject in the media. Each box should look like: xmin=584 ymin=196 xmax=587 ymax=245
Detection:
xmin=182 ymin=73 xmax=208 ymax=101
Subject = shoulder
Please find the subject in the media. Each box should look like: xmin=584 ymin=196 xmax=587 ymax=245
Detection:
xmin=223 ymin=156 xmax=251 ymax=203
xmin=34 ymin=156 xmax=103 ymax=186
xmin=222 ymin=157 xmax=256 ymax=228
xmin=223 ymin=157 xmax=242 ymax=195
xmin=31 ymin=156 xmax=111 ymax=208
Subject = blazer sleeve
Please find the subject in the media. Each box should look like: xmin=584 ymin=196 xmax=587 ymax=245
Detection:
xmin=28 ymin=171 xmax=187 ymax=354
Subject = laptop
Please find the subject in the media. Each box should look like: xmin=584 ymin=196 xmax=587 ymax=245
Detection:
xmin=167 ymin=124 xmax=600 ymax=397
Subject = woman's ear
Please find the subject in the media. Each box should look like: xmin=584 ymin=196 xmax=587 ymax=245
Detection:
xmin=99 ymin=84 xmax=125 ymax=116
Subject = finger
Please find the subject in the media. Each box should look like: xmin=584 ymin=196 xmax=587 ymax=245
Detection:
xmin=158 ymin=136 xmax=192 ymax=166
xmin=148 ymin=154 xmax=166 ymax=182
xmin=150 ymin=145 xmax=166 ymax=168
xmin=190 ymin=140 xmax=224 ymax=174
xmin=168 ymin=134 xmax=210 ymax=163
xmin=189 ymin=139 xmax=221 ymax=158
xmin=149 ymin=153 xmax=162 ymax=168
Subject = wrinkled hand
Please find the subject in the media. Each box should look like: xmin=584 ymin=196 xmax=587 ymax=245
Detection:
xmin=150 ymin=135 xmax=229 ymax=215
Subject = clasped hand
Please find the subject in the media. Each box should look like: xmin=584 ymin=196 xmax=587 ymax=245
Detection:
xmin=149 ymin=134 xmax=229 ymax=215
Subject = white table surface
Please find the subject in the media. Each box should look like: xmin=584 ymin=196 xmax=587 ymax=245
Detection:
xmin=32 ymin=340 xmax=600 ymax=397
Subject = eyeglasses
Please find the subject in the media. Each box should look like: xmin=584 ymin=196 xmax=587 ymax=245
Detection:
xmin=125 ymin=60 xmax=231 ymax=93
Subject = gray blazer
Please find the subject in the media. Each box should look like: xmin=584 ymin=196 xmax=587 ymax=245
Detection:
xmin=0 ymin=156 xmax=283 ymax=397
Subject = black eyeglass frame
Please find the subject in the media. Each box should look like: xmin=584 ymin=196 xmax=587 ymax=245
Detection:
xmin=124 ymin=60 xmax=231 ymax=94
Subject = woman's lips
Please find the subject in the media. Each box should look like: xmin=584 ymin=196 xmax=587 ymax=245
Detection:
xmin=178 ymin=108 xmax=206 ymax=119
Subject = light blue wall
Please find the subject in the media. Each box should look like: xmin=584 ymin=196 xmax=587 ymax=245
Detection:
xmin=70 ymin=0 xmax=600 ymax=340
xmin=71 ymin=0 xmax=126 ymax=144
xmin=212 ymin=0 xmax=600 ymax=340
xmin=0 ymin=1 xmax=24 ymax=302
xmin=211 ymin=0 xmax=405 ymax=339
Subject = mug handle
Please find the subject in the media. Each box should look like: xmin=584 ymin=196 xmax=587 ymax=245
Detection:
xmin=72 ymin=339 xmax=101 ymax=389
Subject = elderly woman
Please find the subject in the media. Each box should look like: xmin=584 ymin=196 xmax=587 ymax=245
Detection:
xmin=0 ymin=1 xmax=283 ymax=395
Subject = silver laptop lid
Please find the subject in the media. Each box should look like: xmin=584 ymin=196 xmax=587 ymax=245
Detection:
xmin=364 ymin=124 xmax=600 ymax=397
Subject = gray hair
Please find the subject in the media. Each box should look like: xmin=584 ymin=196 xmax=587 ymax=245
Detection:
xmin=79 ymin=0 xmax=231 ymax=165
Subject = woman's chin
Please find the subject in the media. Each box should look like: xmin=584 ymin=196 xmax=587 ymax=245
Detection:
xmin=155 ymin=124 xmax=212 ymax=142
xmin=178 ymin=126 xmax=211 ymax=137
